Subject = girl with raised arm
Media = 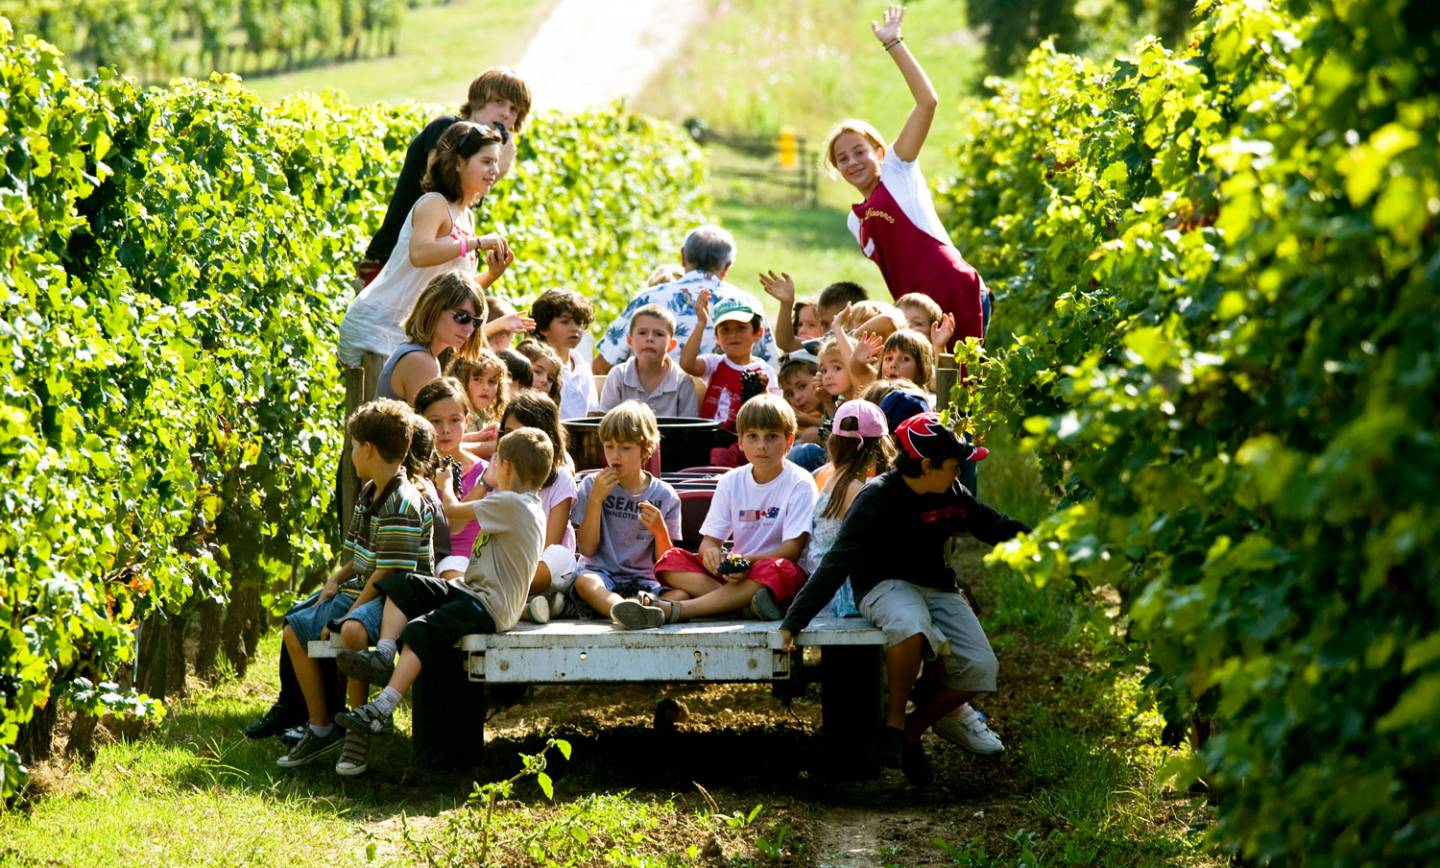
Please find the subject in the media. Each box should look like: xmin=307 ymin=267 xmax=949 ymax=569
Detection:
xmin=828 ymin=5 xmax=989 ymax=352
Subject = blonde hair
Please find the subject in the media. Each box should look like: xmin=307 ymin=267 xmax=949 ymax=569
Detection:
xmin=843 ymin=300 xmax=893 ymax=332
xmin=446 ymin=349 xmax=509 ymax=422
xmin=736 ymin=393 xmax=797 ymax=437
xmin=403 ymin=272 xmax=486 ymax=361
xmin=515 ymin=338 xmax=562 ymax=405
xmin=824 ymin=118 xmax=885 ymax=175
xmin=646 ymin=264 xmax=685 ymax=286
xmin=496 ymin=427 xmax=553 ymax=492
xmin=895 ymin=292 xmax=943 ymax=327
xmin=883 ymin=329 xmax=936 ymax=390
xmin=630 ymin=303 xmax=677 ymax=336
xmin=598 ymin=401 xmax=661 ymax=457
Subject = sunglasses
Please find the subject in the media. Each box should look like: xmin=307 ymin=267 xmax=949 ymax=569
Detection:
xmin=450 ymin=309 xmax=483 ymax=328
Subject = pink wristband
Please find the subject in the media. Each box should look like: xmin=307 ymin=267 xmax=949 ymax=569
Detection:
xmin=459 ymin=236 xmax=468 ymax=257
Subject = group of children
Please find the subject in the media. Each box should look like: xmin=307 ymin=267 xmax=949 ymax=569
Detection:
xmin=261 ymin=263 xmax=1025 ymax=786
xmin=282 ymin=4 xmax=1028 ymax=786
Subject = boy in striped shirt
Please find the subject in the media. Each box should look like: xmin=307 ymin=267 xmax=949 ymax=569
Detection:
xmin=277 ymin=399 xmax=436 ymax=772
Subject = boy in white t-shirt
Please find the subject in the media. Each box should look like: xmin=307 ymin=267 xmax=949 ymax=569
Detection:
xmin=648 ymin=394 xmax=817 ymax=623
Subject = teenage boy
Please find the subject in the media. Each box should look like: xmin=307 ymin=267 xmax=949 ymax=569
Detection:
xmin=648 ymin=395 xmax=817 ymax=624
xmin=562 ymin=402 xmax=682 ymax=628
xmin=680 ymin=289 xmax=780 ymax=432
xmin=277 ymin=399 xmax=434 ymax=769
xmin=531 ymin=288 xmax=597 ymax=420
xmin=598 ymin=304 xmax=698 ymax=417
xmin=779 ymin=414 xmax=1030 ymax=786
xmin=331 ymin=427 xmax=552 ymax=775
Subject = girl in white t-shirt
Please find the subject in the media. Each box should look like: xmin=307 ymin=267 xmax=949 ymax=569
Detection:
xmin=825 ymin=5 xmax=988 ymax=353
xmin=646 ymin=396 xmax=818 ymax=623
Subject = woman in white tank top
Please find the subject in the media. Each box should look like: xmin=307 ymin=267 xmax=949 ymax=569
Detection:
xmin=338 ymin=122 xmax=514 ymax=367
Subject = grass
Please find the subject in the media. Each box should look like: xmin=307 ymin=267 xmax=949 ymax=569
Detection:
xmin=635 ymin=0 xmax=985 ymax=211
xmin=240 ymin=0 xmax=557 ymax=106
xmin=631 ymin=0 xmax=985 ymax=320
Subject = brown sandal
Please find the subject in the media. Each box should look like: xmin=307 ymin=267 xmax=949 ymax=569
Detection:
xmin=639 ymin=591 xmax=683 ymax=624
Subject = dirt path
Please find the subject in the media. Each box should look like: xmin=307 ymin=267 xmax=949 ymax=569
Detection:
xmin=514 ymin=0 xmax=709 ymax=114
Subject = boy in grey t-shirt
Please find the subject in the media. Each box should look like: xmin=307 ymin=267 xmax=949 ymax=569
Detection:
xmin=563 ymin=402 xmax=682 ymax=628
xmin=332 ymin=428 xmax=552 ymax=774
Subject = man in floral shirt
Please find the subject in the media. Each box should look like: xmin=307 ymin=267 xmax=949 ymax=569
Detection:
xmin=593 ymin=225 xmax=781 ymax=374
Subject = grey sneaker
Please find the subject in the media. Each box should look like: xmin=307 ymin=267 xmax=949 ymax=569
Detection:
xmin=747 ymin=587 xmax=784 ymax=620
xmin=334 ymin=729 xmax=370 ymax=777
xmin=276 ymin=726 xmax=344 ymax=768
xmin=335 ymin=700 xmax=395 ymax=736
xmin=611 ymin=598 xmax=665 ymax=629
xmin=337 ymin=648 xmax=395 ymax=686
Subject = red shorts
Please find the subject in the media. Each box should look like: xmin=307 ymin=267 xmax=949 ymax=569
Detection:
xmin=654 ymin=548 xmax=807 ymax=602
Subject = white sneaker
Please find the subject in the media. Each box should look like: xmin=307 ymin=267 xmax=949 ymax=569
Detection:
xmin=932 ymin=707 xmax=1005 ymax=755
xmin=524 ymin=595 xmax=551 ymax=624
xmin=549 ymin=590 xmax=575 ymax=619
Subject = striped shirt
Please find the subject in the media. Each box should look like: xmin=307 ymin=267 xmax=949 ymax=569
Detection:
xmin=343 ymin=475 xmax=436 ymax=579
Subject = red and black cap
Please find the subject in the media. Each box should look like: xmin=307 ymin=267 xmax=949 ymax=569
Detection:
xmin=894 ymin=413 xmax=989 ymax=464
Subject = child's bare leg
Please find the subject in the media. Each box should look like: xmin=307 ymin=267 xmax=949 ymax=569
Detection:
xmin=659 ymin=570 xmax=721 ymax=599
xmin=654 ymin=578 xmax=761 ymax=620
xmin=529 ymin=561 xmax=552 ymax=595
xmin=378 ymin=597 xmax=407 ymax=642
xmin=339 ymin=620 xmax=370 ymax=709
xmin=573 ymin=572 xmax=621 ymax=618
xmin=283 ymin=625 xmax=330 ymax=726
xmin=904 ymin=658 xmax=974 ymax=740
xmin=386 ymin=647 xmax=424 ymax=696
xmin=884 ymin=634 xmax=925 ymax=730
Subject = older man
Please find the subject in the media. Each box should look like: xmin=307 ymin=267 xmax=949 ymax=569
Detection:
xmin=593 ymin=225 xmax=781 ymax=375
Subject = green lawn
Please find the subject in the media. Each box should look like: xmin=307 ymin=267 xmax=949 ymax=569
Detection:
xmin=242 ymin=0 xmax=557 ymax=106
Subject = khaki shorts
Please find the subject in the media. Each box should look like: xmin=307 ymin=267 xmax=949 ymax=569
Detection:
xmin=859 ymin=580 xmax=998 ymax=694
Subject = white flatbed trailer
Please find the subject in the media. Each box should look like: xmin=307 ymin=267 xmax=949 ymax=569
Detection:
xmin=309 ymin=618 xmax=886 ymax=771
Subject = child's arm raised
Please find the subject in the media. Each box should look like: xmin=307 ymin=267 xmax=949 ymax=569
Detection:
xmin=874 ymin=5 xmax=938 ymax=164
xmin=849 ymin=331 xmax=883 ymax=389
xmin=760 ymin=271 xmax=803 ymax=352
xmin=678 ymin=289 xmax=711 ymax=377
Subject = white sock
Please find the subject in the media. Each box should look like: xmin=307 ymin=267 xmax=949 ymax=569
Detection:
xmin=375 ymin=639 xmax=397 ymax=663
xmin=309 ymin=723 xmax=334 ymax=737
xmin=372 ymin=686 xmax=403 ymax=715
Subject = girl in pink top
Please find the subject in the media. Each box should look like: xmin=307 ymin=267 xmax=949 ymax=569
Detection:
xmin=826 ymin=5 xmax=987 ymax=353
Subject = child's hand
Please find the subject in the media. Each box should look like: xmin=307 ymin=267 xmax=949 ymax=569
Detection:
xmin=477 ymin=422 xmax=500 ymax=444
xmin=637 ymin=500 xmax=664 ymax=530
xmin=592 ymin=467 xmax=620 ymax=500
xmin=694 ymin=288 xmax=712 ymax=326
xmin=778 ymin=628 xmax=796 ymax=652
xmin=872 ymin=4 xmax=903 ymax=44
xmin=700 ymin=544 xmax=723 ymax=575
xmin=931 ymin=312 xmax=956 ymax=349
xmin=832 ymin=303 xmax=852 ymax=336
xmin=758 ymin=270 xmax=796 ymax=305
xmin=494 ymin=311 xmax=535 ymax=335
xmin=484 ymin=245 xmax=515 ymax=280
xmin=475 ymin=233 xmax=510 ymax=257
xmin=319 ymin=573 xmax=340 ymax=602
xmin=852 ymin=331 xmax=883 ymax=367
